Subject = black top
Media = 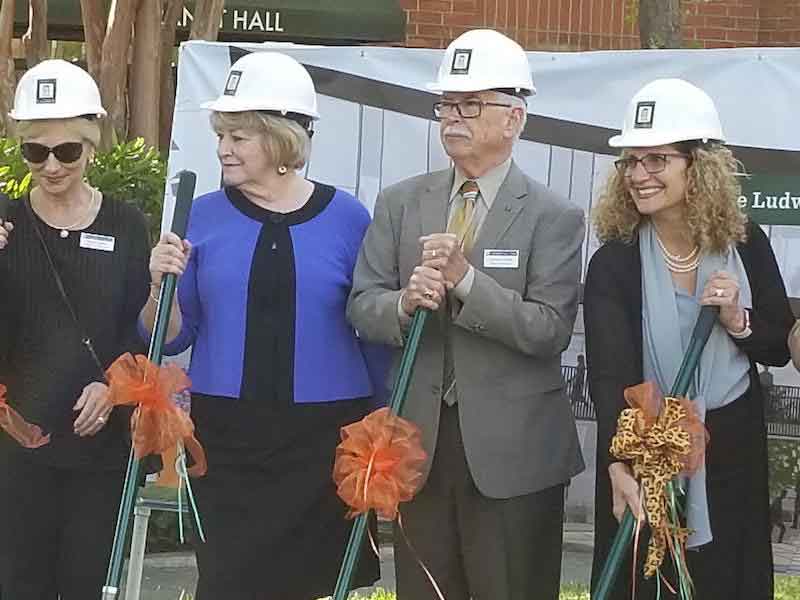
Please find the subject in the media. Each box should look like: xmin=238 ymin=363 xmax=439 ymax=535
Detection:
xmin=584 ymin=222 xmax=794 ymax=597
xmin=0 ymin=195 xmax=150 ymax=469
xmin=189 ymin=184 xmax=370 ymax=467
xmin=584 ymin=222 xmax=794 ymax=470
xmin=228 ymin=183 xmax=330 ymax=410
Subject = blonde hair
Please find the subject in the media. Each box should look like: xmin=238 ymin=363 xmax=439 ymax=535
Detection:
xmin=592 ymin=143 xmax=747 ymax=253
xmin=14 ymin=117 xmax=101 ymax=148
xmin=210 ymin=111 xmax=312 ymax=170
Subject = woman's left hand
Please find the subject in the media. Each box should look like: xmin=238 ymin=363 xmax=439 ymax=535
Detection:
xmin=700 ymin=270 xmax=746 ymax=333
xmin=73 ymin=382 xmax=113 ymax=437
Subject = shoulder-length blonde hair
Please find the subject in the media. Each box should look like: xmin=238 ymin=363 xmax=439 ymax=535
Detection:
xmin=14 ymin=116 xmax=102 ymax=149
xmin=210 ymin=111 xmax=312 ymax=171
xmin=592 ymin=142 xmax=747 ymax=253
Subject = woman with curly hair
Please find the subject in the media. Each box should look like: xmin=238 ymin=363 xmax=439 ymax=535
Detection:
xmin=585 ymin=78 xmax=794 ymax=600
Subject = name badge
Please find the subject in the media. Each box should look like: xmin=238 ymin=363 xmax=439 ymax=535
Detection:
xmin=483 ymin=249 xmax=519 ymax=269
xmin=80 ymin=232 xmax=115 ymax=252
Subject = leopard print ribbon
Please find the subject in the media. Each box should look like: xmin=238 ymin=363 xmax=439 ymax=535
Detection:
xmin=610 ymin=382 xmax=706 ymax=578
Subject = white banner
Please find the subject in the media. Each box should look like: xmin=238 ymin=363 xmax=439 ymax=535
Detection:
xmin=165 ymin=41 xmax=800 ymax=381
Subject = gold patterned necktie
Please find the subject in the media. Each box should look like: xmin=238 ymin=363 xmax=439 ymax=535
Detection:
xmin=448 ymin=180 xmax=479 ymax=254
xmin=442 ymin=180 xmax=480 ymax=406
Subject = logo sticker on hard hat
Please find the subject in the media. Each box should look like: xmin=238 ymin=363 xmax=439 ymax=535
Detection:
xmin=451 ymin=49 xmax=472 ymax=75
xmin=224 ymin=71 xmax=243 ymax=96
xmin=634 ymin=101 xmax=655 ymax=129
xmin=36 ymin=79 xmax=57 ymax=104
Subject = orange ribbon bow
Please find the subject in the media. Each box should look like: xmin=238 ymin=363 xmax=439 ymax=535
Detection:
xmin=0 ymin=384 xmax=50 ymax=448
xmin=107 ymin=354 xmax=206 ymax=477
xmin=333 ymin=407 xmax=427 ymax=520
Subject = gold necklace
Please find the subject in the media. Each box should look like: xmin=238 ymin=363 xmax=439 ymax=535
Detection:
xmin=33 ymin=188 xmax=99 ymax=238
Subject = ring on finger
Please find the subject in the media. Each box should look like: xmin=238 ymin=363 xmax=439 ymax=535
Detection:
xmin=431 ymin=249 xmax=437 ymax=258
xmin=96 ymin=415 xmax=107 ymax=425
xmin=714 ymin=288 xmax=724 ymax=298
xmin=423 ymin=290 xmax=434 ymax=299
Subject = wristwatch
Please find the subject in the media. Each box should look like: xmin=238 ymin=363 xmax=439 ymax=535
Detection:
xmin=728 ymin=308 xmax=752 ymax=339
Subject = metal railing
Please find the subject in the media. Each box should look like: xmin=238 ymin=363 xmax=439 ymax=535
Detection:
xmin=561 ymin=364 xmax=595 ymax=421
xmin=765 ymin=384 xmax=800 ymax=439
xmin=562 ymin=364 xmax=800 ymax=439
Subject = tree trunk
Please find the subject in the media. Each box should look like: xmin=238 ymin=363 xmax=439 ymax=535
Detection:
xmin=80 ymin=0 xmax=106 ymax=80
xmin=0 ymin=0 xmax=15 ymax=137
xmin=159 ymin=0 xmax=182 ymax=150
xmin=189 ymin=0 xmax=225 ymax=41
xmin=639 ymin=0 xmax=682 ymax=49
xmin=129 ymin=0 xmax=161 ymax=147
xmin=22 ymin=0 xmax=49 ymax=68
xmin=99 ymin=0 xmax=142 ymax=144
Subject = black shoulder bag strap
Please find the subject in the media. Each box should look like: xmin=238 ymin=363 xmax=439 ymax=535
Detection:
xmin=24 ymin=195 xmax=107 ymax=382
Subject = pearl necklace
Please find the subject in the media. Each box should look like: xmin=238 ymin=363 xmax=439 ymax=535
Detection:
xmin=33 ymin=188 xmax=100 ymax=238
xmin=656 ymin=234 xmax=700 ymax=273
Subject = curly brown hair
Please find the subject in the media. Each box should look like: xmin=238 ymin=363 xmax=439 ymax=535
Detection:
xmin=592 ymin=143 xmax=747 ymax=253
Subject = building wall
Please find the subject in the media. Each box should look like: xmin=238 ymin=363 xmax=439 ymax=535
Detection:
xmin=400 ymin=0 xmax=800 ymax=50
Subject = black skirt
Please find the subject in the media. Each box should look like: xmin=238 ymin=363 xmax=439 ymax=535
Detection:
xmin=591 ymin=379 xmax=773 ymax=600
xmin=190 ymin=393 xmax=380 ymax=600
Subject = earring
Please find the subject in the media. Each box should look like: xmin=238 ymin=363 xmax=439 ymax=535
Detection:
xmin=277 ymin=165 xmax=288 ymax=175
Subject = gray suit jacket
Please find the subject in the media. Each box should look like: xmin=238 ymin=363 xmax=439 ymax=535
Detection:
xmin=347 ymin=161 xmax=585 ymax=499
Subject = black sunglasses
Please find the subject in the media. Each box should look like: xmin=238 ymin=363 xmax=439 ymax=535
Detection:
xmin=20 ymin=142 xmax=84 ymax=164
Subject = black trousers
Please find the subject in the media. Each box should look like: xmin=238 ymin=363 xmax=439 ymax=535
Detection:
xmin=0 ymin=452 xmax=123 ymax=600
xmin=395 ymin=403 xmax=566 ymax=600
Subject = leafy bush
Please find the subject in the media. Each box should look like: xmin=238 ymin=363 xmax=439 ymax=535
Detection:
xmin=768 ymin=438 xmax=800 ymax=499
xmin=0 ymin=137 xmax=32 ymax=198
xmin=0 ymin=137 xmax=166 ymax=241
xmin=88 ymin=138 xmax=166 ymax=241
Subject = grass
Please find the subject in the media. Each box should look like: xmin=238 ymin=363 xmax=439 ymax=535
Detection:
xmin=347 ymin=586 xmax=590 ymax=599
xmin=344 ymin=577 xmax=800 ymax=600
xmin=776 ymin=575 xmax=800 ymax=600
xmin=179 ymin=576 xmax=800 ymax=599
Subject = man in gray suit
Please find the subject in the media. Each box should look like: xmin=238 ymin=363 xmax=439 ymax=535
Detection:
xmin=347 ymin=28 xmax=585 ymax=600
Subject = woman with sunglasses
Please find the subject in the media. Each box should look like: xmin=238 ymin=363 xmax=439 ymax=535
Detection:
xmin=0 ymin=60 xmax=150 ymax=599
xmin=585 ymin=78 xmax=794 ymax=600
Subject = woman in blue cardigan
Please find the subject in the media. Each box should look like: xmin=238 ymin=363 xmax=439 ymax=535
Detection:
xmin=141 ymin=52 xmax=382 ymax=599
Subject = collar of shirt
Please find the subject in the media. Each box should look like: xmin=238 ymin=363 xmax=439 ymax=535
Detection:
xmin=449 ymin=157 xmax=512 ymax=211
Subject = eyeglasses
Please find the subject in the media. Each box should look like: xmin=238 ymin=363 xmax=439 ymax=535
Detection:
xmin=20 ymin=142 xmax=84 ymax=164
xmin=614 ymin=152 xmax=689 ymax=176
xmin=432 ymin=99 xmax=514 ymax=120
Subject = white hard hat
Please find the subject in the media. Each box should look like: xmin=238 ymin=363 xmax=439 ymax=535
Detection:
xmin=427 ymin=29 xmax=536 ymax=96
xmin=9 ymin=59 xmax=106 ymax=121
xmin=202 ymin=52 xmax=320 ymax=120
xmin=609 ymin=78 xmax=725 ymax=148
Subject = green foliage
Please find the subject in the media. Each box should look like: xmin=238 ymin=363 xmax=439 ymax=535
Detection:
xmin=88 ymin=138 xmax=167 ymax=242
xmin=776 ymin=575 xmax=800 ymax=600
xmin=350 ymin=589 xmax=397 ymax=600
xmin=145 ymin=509 xmax=196 ymax=554
xmin=0 ymin=137 xmax=166 ymax=242
xmin=558 ymin=583 xmax=590 ymax=600
xmin=768 ymin=438 xmax=800 ymax=499
xmin=0 ymin=138 xmax=32 ymax=199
